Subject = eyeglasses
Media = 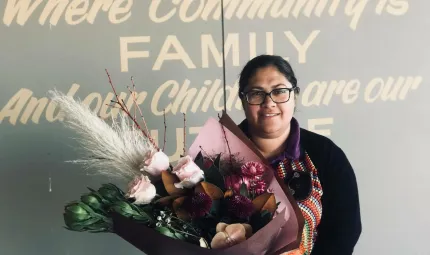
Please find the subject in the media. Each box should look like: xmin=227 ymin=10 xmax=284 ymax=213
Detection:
xmin=240 ymin=87 xmax=297 ymax=105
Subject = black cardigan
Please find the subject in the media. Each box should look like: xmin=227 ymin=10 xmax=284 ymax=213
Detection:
xmin=300 ymin=128 xmax=362 ymax=255
xmin=238 ymin=122 xmax=362 ymax=255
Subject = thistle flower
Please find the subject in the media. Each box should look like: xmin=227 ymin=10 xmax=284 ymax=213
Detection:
xmin=182 ymin=192 xmax=212 ymax=218
xmin=226 ymin=195 xmax=254 ymax=220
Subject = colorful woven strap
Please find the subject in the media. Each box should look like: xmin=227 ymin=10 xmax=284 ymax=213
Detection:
xmin=277 ymin=152 xmax=323 ymax=255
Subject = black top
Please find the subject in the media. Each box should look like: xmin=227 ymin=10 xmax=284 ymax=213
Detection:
xmin=238 ymin=120 xmax=362 ymax=255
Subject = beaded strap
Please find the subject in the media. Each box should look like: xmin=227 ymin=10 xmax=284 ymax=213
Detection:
xmin=277 ymin=152 xmax=323 ymax=255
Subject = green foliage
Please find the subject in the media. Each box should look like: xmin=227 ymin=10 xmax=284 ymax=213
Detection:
xmin=249 ymin=210 xmax=274 ymax=233
xmin=195 ymin=151 xmax=226 ymax=192
xmin=63 ymin=183 xmax=154 ymax=233
xmin=239 ymin=182 xmax=249 ymax=198
xmin=63 ymin=201 xmax=112 ymax=233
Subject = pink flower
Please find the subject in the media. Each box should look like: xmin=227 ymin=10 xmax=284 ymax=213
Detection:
xmin=241 ymin=162 xmax=266 ymax=178
xmin=126 ymin=175 xmax=156 ymax=205
xmin=140 ymin=150 xmax=170 ymax=177
xmin=172 ymin=155 xmax=204 ymax=189
xmin=224 ymin=175 xmax=250 ymax=194
xmin=252 ymin=179 xmax=267 ymax=196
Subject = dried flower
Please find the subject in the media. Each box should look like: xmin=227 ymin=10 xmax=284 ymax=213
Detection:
xmin=172 ymin=155 xmax=204 ymax=189
xmin=226 ymin=194 xmax=254 ymax=220
xmin=126 ymin=175 xmax=156 ymax=205
xmin=241 ymin=161 xmax=266 ymax=178
xmin=140 ymin=150 xmax=170 ymax=177
xmin=182 ymin=192 xmax=212 ymax=218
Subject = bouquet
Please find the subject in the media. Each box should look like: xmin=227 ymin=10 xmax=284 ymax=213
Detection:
xmin=50 ymin=71 xmax=304 ymax=255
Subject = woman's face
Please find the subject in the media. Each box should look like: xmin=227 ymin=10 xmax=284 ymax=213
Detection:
xmin=242 ymin=66 xmax=296 ymax=139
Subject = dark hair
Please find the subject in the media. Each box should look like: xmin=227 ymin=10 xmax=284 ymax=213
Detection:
xmin=238 ymin=55 xmax=299 ymax=97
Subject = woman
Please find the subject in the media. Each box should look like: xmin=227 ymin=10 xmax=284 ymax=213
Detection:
xmin=237 ymin=55 xmax=362 ymax=255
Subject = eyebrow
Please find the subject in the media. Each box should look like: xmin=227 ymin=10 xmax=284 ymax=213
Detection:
xmin=248 ymin=83 xmax=290 ymax=90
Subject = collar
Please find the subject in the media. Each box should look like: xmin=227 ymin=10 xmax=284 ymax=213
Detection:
xmin=237 ymin=117 xmax=302 ymax=164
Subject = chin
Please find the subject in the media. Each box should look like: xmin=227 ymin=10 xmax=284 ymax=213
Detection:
xmin=260 ymin=127 xmax=283 ymax=136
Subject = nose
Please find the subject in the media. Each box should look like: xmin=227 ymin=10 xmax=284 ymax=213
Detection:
xmin=262 ymin=93 xmax=276 ymax=107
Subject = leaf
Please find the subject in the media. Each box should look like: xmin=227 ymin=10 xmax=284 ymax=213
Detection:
xmin=252 ymin=192 xmax=277 ymax=214
xmin=97 ymin=184 xmax=125 ymax=203
xmin=161 ymin=171 xmax=187 ymax=196
xmin=172 ymin=197 xmax=190 ymax=221
xmin=224 ymin=189 xmax=234 ymax=198
xmin=81 ymin=194 xmax=105 ymax=213
xmin=154 ymin=195 xmax=180 ymax=207
xmin=153 ymin=179 xmax=169 ymax=197
xmin=213 ymin=153 xmax=221 ymax=168
xmin=155 ymin=226 xmax=177 ymax=239
xmin=195 ymin=182 xmax=224 ymax=200
xmin=174 ymin=232 xmax=186 ymax=240
xmin=240 ymin=182 xmax=249 ymax=198
xmin=111 ymin=201 xmax=140 ymax=217
xmin=209 ymin=199 xmax=221 ymax=218
xmin=203 ymin=154 xmax=226 ymax=191
xmin=194 ymin=151 xmax=205 ymax=169
xmin=249 ymin=210 xmax=273 ymax=233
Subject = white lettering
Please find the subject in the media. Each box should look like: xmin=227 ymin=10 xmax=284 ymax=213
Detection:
xmin=153 ymin=35 xmax=196 ymax=71
xmin=308 ymin=118 xmax=334 ymax=137
xmin=179 ymin=0 xmax=205 ymax=22
xmin=121 ymin=31 xmax=318 ymax=72
xmin=109 ymin=0 xmax=133 ymax=24
xmin=147 ymin=0 xmax=382 ymax=30
xmin=151 ymin=80 xmax=178 ymax=116
xmin=201 ymin=33 xmax=239 ymax=68
xmin=3 ymin=0 xmax=132 ymax=26
xmin=148 ymin=0 xmax=175 ymax=23
xmin=364 ymin=76 xmax=422 ymax=103
xmin=386 ymin=0 xmax=409 ymax=15
xmin=120 ymin=36 xmax=150 ymax=72
xmin=301 ymin=79 xmax=361 ymax=106
xmin=345 ymin=0 xmax=369 ymax=31
xmin=65 ymin=0 xmax=89 ymax=25
xmin=284 ymin=30 xmax=320 ymax=63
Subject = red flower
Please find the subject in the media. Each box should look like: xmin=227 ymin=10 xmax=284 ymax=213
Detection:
xmin=226 ymin=195 xmax=254 ymax=219
xmin=241 ymin=162 xmax=266 ymax=178
xmin=252 ymin=179 xmax=267 ymax=196
xmin=224 ymin=175 xmax=250 ymax=194
xmin=182 ymin=192 xmax=212 ymax=218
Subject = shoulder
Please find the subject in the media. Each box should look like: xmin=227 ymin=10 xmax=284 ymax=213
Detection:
xmin=299 ymin=128 xmax=352 ymax=179
xmin=299 ymin=128 xmax=343 ymax=158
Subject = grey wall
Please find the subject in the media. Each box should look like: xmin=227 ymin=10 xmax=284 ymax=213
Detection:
xmin=1 ymin=1 xmax=429 ymax=254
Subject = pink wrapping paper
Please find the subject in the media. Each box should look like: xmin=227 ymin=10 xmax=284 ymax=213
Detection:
xmin=113 ymin=112 xmax=304 ymax=255
xmin=187 ymin=113 xmax=304 ymax=254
